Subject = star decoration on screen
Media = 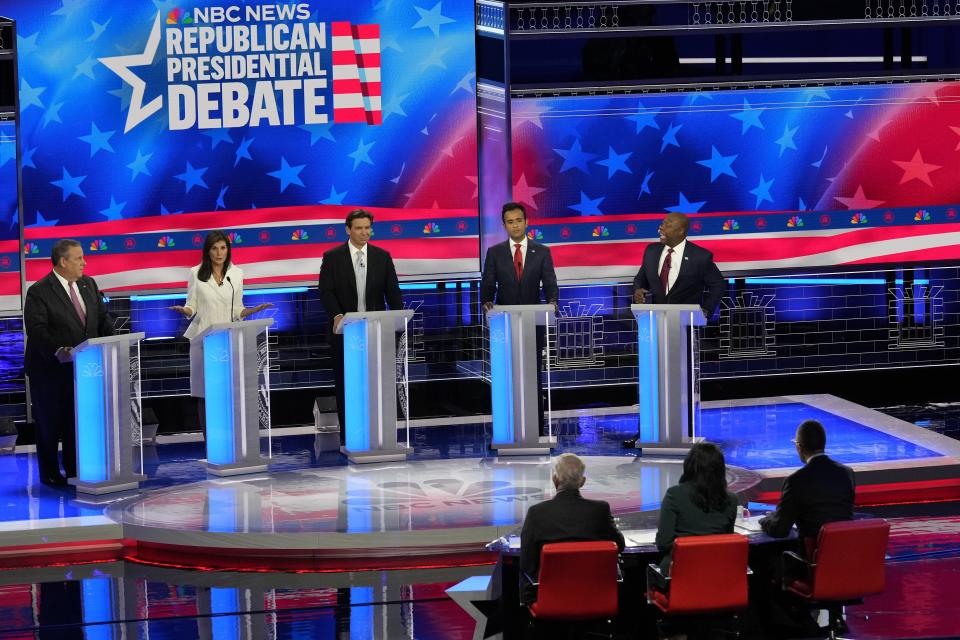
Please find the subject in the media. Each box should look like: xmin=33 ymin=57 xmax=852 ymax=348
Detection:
xmin=98 ymin=13 xmax=163 ymax=133
xmin=696 ymin=146 xmax=737 ymax=182
xmin=891 ymin=149 xmax=941 ymax=186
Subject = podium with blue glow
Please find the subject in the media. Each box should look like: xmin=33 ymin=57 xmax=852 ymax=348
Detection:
xmin=339 ymin=309 xmax=415 ymax=464
xmin=194 ymin=319 xmax=273 ymax=476
xmin=487 ymin=304 xmax=556 ymax=455
xmin=632 ymin=303 xmax=706 ymax=455
xmin=70 ymin=332 xmax=147 ymax=495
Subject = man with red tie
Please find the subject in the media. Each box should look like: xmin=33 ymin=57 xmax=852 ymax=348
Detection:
xmin=23 ymin=240 xmax=114 ymax=486
xmin=623 ymin=212 xmax=724 ymax=448
xmin=481 ymin=202 xmax=559 ymax=435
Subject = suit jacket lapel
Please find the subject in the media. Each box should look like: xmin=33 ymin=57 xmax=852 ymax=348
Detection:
xmin=521 ymin=243 xmax=538 ymax=285
xmin=344 ymin=244 xmax=359 ymax=303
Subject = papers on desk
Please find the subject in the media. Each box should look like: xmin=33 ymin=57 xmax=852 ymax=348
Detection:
xmin=735 ymin=515 xmax=766 ymax=533
xmin=623 ymin=529 xmax=658 ymax=546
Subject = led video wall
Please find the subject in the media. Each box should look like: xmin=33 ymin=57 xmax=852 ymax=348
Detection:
xmin=508 ymin=82 xmax=960 ymax=280
xmin=13 ymin=0 xmax=478 ymax=292
xmin=0 ymin=120 xmax=18 ymax=311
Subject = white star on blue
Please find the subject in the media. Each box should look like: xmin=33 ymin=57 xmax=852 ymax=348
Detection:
xmin=569 ymin=191 xmax=605 ymax=216
xmin=638 ymin=170 xmax=654 ymax=198
xmin=127 ymin=149 xmax=152 ymax=180
xmin=749 ymin=174 xmax=775 ymax=208
xmin=100 ymin=196 xmax=126 ymax=221
xmin=660 ymin=122 xmax=683 ymax=152
xmin=775 ymin=125 xmax=799 ymax=157
xmin=78 ymin=122 xmax=116 ymax=157
xmin=553 ymin=138 xmax=597 ymax=174
xmin=666 ymin=192 xmax=706 ymax=214
xmin=731 ymin=99 xmax=765 ymax=134
xmin=268 ymin=156 xmax=306 ymax=192
xmin=203 ymin=128 xmax=233 ymax=149
xmin=234 ymin=137 xmax=254 ymax=167
xmin=348 ymin=139 xmax=376 ymax=170
xmin=320 ymin=185 xmax=348 ymax=205
xmin=696 ymin=146 xmax=738 ymax=182
xmin=175 ymin=162 xmax=209 ymax=193
xmin=412 ymin=2 xmax=455 ymax=37
xmin=596 ymin=146 xmax=633 ymax=178
xmin=50 ymin=167 xmax=86 ymax=201
xmin=19 ymin=79 xmax=46 ymax=111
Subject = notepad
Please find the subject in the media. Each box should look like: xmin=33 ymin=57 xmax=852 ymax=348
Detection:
xmin=734 ymin=515 xmax=766 ymax=533
xmin=623 ymin=529 xmax=658 ymax=546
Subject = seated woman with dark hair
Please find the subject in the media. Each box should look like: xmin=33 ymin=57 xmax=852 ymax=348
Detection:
xmin=655 ymin=442 xmax=739 ymax=574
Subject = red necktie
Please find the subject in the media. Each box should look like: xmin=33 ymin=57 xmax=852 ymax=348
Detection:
xmin=514 ymin=243 xmax=523 ymax=281
xmin=69 ymin=281 xmax=86 ymax=325
xmin=659 ymin=248 xmax=674 ymax=294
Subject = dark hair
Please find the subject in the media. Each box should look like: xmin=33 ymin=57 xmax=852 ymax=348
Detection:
xmin=679 ymin=442 xmax=730 ymax=513
xmin=345 ymin=209 xmax=374 ymax=227
xmin=51 ymin=239 xmax=81 ymax=267
xmin=501 ymin=202 xmax=527 ymax=223
xmin=796 ymin=420 xmax=826 ymax=453
xmin=197 ymin=230 xmax=232 ymax=283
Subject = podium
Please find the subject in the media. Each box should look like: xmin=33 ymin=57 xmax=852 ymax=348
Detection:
xmin=71 ymin=332 xmax=146 ymax=495
xmin=193 ymin=319 xmax=273 ymax=476
xmin=632 ymin=304 xmax=706 ymax=454
xmin=339 ymin=309 xmax=415 ymax=463
xmin=486 ymin=304 xmax=556 ymax=455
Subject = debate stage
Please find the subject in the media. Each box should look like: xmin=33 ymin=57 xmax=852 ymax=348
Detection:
xmin=1 ymin=394 xmax=959 ymax=571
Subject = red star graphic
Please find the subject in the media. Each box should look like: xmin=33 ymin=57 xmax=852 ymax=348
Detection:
xmin=835 ymin=185 xmax=885 ymax=210
xmin=465 ymin=175 xmax=478 ymax=199
xmin=512 ymin=173 xmax=546 ymax=210
xmin=950 ymin=126 xmax=960 ymax=151
xmin=891 ymin=149 xmax=941 ymax=186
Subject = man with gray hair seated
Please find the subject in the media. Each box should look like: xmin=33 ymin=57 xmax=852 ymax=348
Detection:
xmin=519 ymin=453 xmax=625 ymax=605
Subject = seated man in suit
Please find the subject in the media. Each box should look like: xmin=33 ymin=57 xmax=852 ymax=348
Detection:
xmin=760 ymin=419 xmax=856 ymax=550
xmin=624 ymin=211 xmax=724 ymax=448
xmin=519 ymin=453 xmax=625 ymax=605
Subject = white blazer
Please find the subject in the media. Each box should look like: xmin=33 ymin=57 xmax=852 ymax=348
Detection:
xmin=182 ymin=263 xmax=245 ymax=341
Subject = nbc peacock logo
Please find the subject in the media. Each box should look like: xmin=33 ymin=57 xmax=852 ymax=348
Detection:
xmin=89 ymin=239 xmax=108 ymax=252
xmin=228 ymin=231 xmax=242 ymax=244
xmin=787 ymin=215 xmax=804 ymax=228
xmin=914 ymin=209 xmax=931 ymax=222
xmin=527 ymin=228 xmax=543 ymax=240
xmin=291 ymin=229 xmax=309 ymax=241
xmin=157 ymin=235 xmax=175 ymax=248
xmin=722 ymin=219 xmax=740 ymax=231
xmin=423 ymin=222 xmax=440 ymax=234
xmin=166 ymin=8 xmax=193 ymax=24
xmin=591 ymin=225 xmax=609 ymax=237
xmin=23 ymin=242 xmax=39 ymax=255
xmin=850 ymin=212 xmax=868 ymax=225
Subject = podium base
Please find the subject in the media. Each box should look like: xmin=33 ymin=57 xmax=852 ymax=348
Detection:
xmin=491 ymin=436 xmax=557 ymax=456
xmin=205 ymin=460 xmax=271 ymax=476
xmin=636 ymin=437 xmax=704 ymax=456
xmin=69 ymin=474 xmax=146 ymax=495
xmin=341 ymin=446 xmax=411 ymax=464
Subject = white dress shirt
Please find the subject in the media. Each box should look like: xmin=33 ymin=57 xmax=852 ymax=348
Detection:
xmin=53 ymin=270 xmax=87 ymax=316
xmin=510 ymin=236 xmax=528 ymax=269
xmin=349 ymin=242 xmax=368 ymax=311
xmin=657 ymin=239 xmax=686 ymax=293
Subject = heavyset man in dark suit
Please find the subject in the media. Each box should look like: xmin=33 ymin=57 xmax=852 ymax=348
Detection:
xmin=24 ymin=239 xmax=114 ymax=487
xmin=319 ymin=209 xmax=403 ymax=444
xmin=481 ymin=202 xmax=559 ymax=435
xmin=760 ymin=419 xmax=856 ymax=548
xmin=519 ymin=453 xmax=625 ymax=605
xmin=624 ymin=211 xmax=725 ymax=448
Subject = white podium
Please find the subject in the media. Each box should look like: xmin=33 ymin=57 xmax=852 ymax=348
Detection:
xmin=193 ymin=319 xmax=273 ymax=476
xmin=486 ymin=304 xmax=555 ymax=455
xmin=339 ymin=309 xmax=414 ymax=463
xmin=71 ymin=332 xmax=146 ymax=495
xmin=632 ymin=304 xmax=706 ymax=454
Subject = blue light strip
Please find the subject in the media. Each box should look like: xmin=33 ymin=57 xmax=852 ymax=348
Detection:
xmin=637 ymin=312 xmax=659 ymax=442
xmin=204 ymin=330 xmax=235 ymax=465
xmin=489 ymin=312 xmax=514 ymax=445
xmin=894 ymin=279 xmax=929 ymax=285
xmin=75 ymin=345 xmax=107 ymax=483
xmin=208 ymin=487 xmax=238 ymax=533
xmin=81 ymin=578 xmax=113 ymax=640
xmin=211 ymin=588 xmax=241 ymax=639
xmin=743 ymin=277 xmax=885 ymax=285
xmin=131 ymin=286 xmax=308 ymax=301
xmin=129 ymin=293 xmax=186 ymax=301
xmin=344 ymin=320 xmax=370 ymax=451
xmin=399 ymin=283 xmax=438 ymax=290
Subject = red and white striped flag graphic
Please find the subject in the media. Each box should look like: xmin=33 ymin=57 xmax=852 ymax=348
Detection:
xmin=331 ymin=22 xmax=382 ymax=125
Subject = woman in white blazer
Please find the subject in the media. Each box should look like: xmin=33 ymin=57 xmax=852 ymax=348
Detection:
xmin=170 ymin=230 xmax=271 ymax=397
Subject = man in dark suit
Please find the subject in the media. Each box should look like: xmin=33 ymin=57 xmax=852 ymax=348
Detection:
xmin=319 ymin=209 xmax=403 ymax=445
xmin=519 ymin=453 xmax=625 ymax=605
xmin=481 ymin=202 xmax=559 ymax=435
xmin=24 ymin=239 xmax=114 ymax=487
xmin=624 ymin=211 xmax=725 ymax=447
xmin=760 ymin=419 xmax=855 ymax=548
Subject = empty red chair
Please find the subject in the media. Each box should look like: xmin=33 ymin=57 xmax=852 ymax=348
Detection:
xmin=528 ymin=540 xmax=620 ymax=624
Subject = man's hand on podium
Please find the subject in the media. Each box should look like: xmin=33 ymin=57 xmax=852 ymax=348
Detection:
xmin=633 ymin=288 xmax=648 ymax=304
xmin=334 ymin=314 xmax=345 ymax=334
xmin=482 ymin=302 xmax=494 ymax=313
xmin=55 ymin=346 xmax=74 ymax=363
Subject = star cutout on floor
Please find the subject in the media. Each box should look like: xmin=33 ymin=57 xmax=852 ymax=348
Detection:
xmin=78 ymin=122 xmax=116 ymax=157
xmin=513 ymin=174 xmax=545 ymax=210
xmin=597 ymin=146 xmax=633 ymax=178
xmin=696 ymin=146 xmax=737 ymax=182
xmin=268 ymin=156 xmax=306 ymax=192
xmin=348 ymin=139 xmax=376 ymax=170
xmin=892 ymin=149 xmax=941 ymax=186
xmin=50 ymin=167 xmax=87 ymax=201
xmin=553 ymin=138 xmax=597 ymax=174
xmin=19 ymin=79 xmax=46 ymax=111
xmin=569 ymin=191 xmax=605 ymax=216
xmin=320 ymin=184 xmax=347 ymax=205
xmin=412 ymin=1 xmax=455 ymax=37
xmin=175 ymin=161 xmax=209 ymax=193
xmin=203 ymin=128 xmax=233 ymax=149
xmin=666 ymin=192 xmax=706 ymax=214
xmin=298 ymin=124 xmax=335 ymax=145
xmin=638 ymin=170 xmax=654 ymax=198
xmin=775 ymin=124 xmax=799 ymax=157
xmin=835 ymin=185 xmax=885 ymax=210
xmin=42 ymin=102 xmax=65 ymax=128
xmin=127 ymin=148 xmax=152 ymax=180
xmin=731 ymin=99 xmax=765 ymax=134
xmin=234 ymin=137 xmax=254 ymax=166
xmin=660 ymin=122 xmax=683 ymax=152
xmin=749 ymin=174 xmax=775 ymax=208
xmin=100 ymin=196 xmax=126 ymax=221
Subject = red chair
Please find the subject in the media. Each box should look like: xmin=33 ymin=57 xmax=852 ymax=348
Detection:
xmin=526 ymin=541 xmax=620 ymax=637
xmin=782 ymin=519 xmax=890 ymax=639
xmin=646 ymin=534 xmax=750 ymax=636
